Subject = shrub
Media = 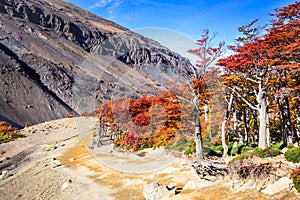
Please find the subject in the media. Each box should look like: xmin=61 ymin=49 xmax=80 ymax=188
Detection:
xmin=24 ymin=121 xmax=31 ymax=128
xmin=253 ymin=147 xmax=281 ymax=158
xmin=229 ymin=152 xmax=254 ymax=164
xmin=287 ymin=144 xmax=295 ymax=149
xmin=184 ymin=147 xmax=194 ymax=155
xmin=0 ymin=121 xmax=23 ymax=144
xmin=284 ymin=147 xmax=300 ymax=163
xmin=166 ymin=139 xmax=195 ymax=155
xmin=252 ymin=143 xmax=282 ymax=158
xmin=290 ymin=168 xmax=300 ymax=193
xmin=240 ymin=145 xmax=254 ymax=154
xmin=230 ymin=143 xmax=244 ymax=155
xmin=212 ymin=145 xmax=223 ymax=152
xmin=271 ymin=141 xmax=285 ymax=150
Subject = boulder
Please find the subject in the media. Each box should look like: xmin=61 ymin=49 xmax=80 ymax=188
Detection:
xmin=183 ymin=178 xmax=215 ymax=190
xmin=261 ymin=177 xmax=292 ymax=195
xmin=143 ymin=182 xmax=174 ymax=200
xmin=0 ymin=170 xmax=9 ymax=180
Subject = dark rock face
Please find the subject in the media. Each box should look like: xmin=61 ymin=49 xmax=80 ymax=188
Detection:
xmin=0 ymin=0 xmax=192 ymax=127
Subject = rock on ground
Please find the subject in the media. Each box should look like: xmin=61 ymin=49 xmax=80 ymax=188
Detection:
xmin=143 ymin=182 xmax=174 ymax=200
xmin=262 ymin=177 xmax=292 ymax=195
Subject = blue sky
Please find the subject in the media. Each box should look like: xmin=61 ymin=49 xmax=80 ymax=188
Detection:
xmin=65 ymin=0 xmax=295 ymax=62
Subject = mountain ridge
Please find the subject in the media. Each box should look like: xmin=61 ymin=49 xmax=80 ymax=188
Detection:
xmin=0 ymin=0 xmax=192 ymax=127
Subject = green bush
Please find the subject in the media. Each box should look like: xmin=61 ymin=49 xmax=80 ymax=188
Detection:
xmin=184 ymin=147 xmax=194 ymax=155
xmin=0 ymin=130 xmax=23 ymax=144
xmin=253 ymin=146 xmax=281 ymax=158
xmin=271 ymin=142 xmax=285 ymax=150
xmin=166 ymin=139 xmax=195 ymax=155
xmin=229 ymin=152 xmax=254 ymax=164
xmin=287 ymin=144 xmax=295 ymax=149
xmin=212 ymin=145 xmax=223 ymax=152
xmin=251 ymin=143 xmax=283 ymax=158
xmin=240 ymin=145 xmax=254 ymax=154
xmin=230 ymin=143 xmax=244 ymax=155
xmin=285 ymin=147 xmax=300 ymax=163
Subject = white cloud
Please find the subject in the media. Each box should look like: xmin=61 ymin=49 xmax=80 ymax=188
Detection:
xmin=89 ymin=0 xmax=113 ymax=9
xmin=89 ymin=0 xmax=126 ymax=19
xmin=89 ymin=0 xmax=124 ymax=9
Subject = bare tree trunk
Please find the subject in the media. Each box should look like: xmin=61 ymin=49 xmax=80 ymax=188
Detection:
xmin=258 ymin=97 xmax=270 ymax=148
xmin=193 ymin=96 xmax=204 ymax=163
xmin=221 ymin=93 xmax=233 ymax=158
xmin=221 ymin=120 xmax=228 ymax=158
xmin=204 ymin=104 xmax=209 ymax=122
xmin=277 ymin=69 xmax=294 ymax=145
xmin=237 ymin=111 xmax=244 ymax=145
xmin=243 ymin=108 xmax=250 ymax=145
xmin=233 ymin=110 xmax=238 ymax=142
xmin=255 ymin=78 xmax=270 ymax=149
xmin=253 ymin=111 xmax=259 ymax=144
xmin=195 ymin=127 xmax=204 ymax=162
xmin=282 ymin=96 xmax=294 ymax=145
xmin=280 ymin=96 xmax=293 ymax=145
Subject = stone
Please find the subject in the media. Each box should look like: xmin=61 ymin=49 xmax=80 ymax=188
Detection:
xmin=280 ymin=147 xmax=289 ymax=154
xmin=166 ymin=183 xmax=176 ymax=191
xmin=183 ymin=180 xmax=197 ymax=190
xmin=261 ymin=177 xmax=292 ymax=195
xmin=143 ymin=182 xmax=174 ymax=200
xmin=234 ymin=180 xmax=257 ymax=192
xmin=0 ymin=170 xmax=9 ymax=180
xmin=51 ymin=161 xmax=61 ymax=168
xmin=183 ymin=178 xmax=215 ymax=190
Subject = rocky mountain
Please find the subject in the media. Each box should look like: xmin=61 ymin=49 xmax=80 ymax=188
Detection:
xmin=0 ymin=0 xmax=192 ymax=127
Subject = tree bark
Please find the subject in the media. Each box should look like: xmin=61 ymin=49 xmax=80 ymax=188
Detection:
xmin=230 ymin=81 xmax=270 ymax=148
xmin=277 ymin=96 xmax=293 ymax=145
xmin=193 ymin=96 xmax=204 ymax=163
xmin=255 ymin=78 xmax=270 ymax=149
xmin=257 ymin=95 xmax=270 ymax=148
xmin=221 ymin=120 xmax=228 ymax=158
xmin=221 ymin=93 xmax=233 ymax=158
xmin=233 ymin=110 xmax=238 ymax=142
xmin=243 ymin=108 xmax=250 ymax=145
xmin=276 ymin=69 xmax=294 ymax=145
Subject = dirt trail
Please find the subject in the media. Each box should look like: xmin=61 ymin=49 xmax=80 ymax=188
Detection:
xmin=0 ymin=117 xmax=299 ymax=200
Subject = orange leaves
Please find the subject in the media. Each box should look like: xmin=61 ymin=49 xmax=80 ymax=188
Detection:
xmin=0 ymin=121 xmax=21 ymax=144
xmin=129 ymin=94 xmax=151 ymax=118
xmin=134 ymin=112 xmax=150 ymax=126
xmin=220 ymin=1 xmax=300 ymax=98
xmin=98 ymin=93 xmax=183 ymax=150
xmin=0 ymin=121 xmax=15 ymax=132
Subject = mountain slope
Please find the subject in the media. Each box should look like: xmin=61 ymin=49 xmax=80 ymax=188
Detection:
xmin=0 ymin=0 xmax=192 ymax=127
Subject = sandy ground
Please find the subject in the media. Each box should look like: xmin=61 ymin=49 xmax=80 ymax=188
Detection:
xmin=0 ymin=117 xmax=299 ymax=200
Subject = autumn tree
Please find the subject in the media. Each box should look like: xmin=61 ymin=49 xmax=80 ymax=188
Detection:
xmin=219 ymin=2 xmax=300 ymax=148
xmin=96 ymin=93 xmax=182 ymax=150
xmin=265 ymin=2 xmax=300 ymax=144
xmin=187 ymin=29 xmax=225 ymax=163
xmin=218 ymin=25 xmax=275 ymax=149
xmin=220 ymin=88 xmax=234 ymax=158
